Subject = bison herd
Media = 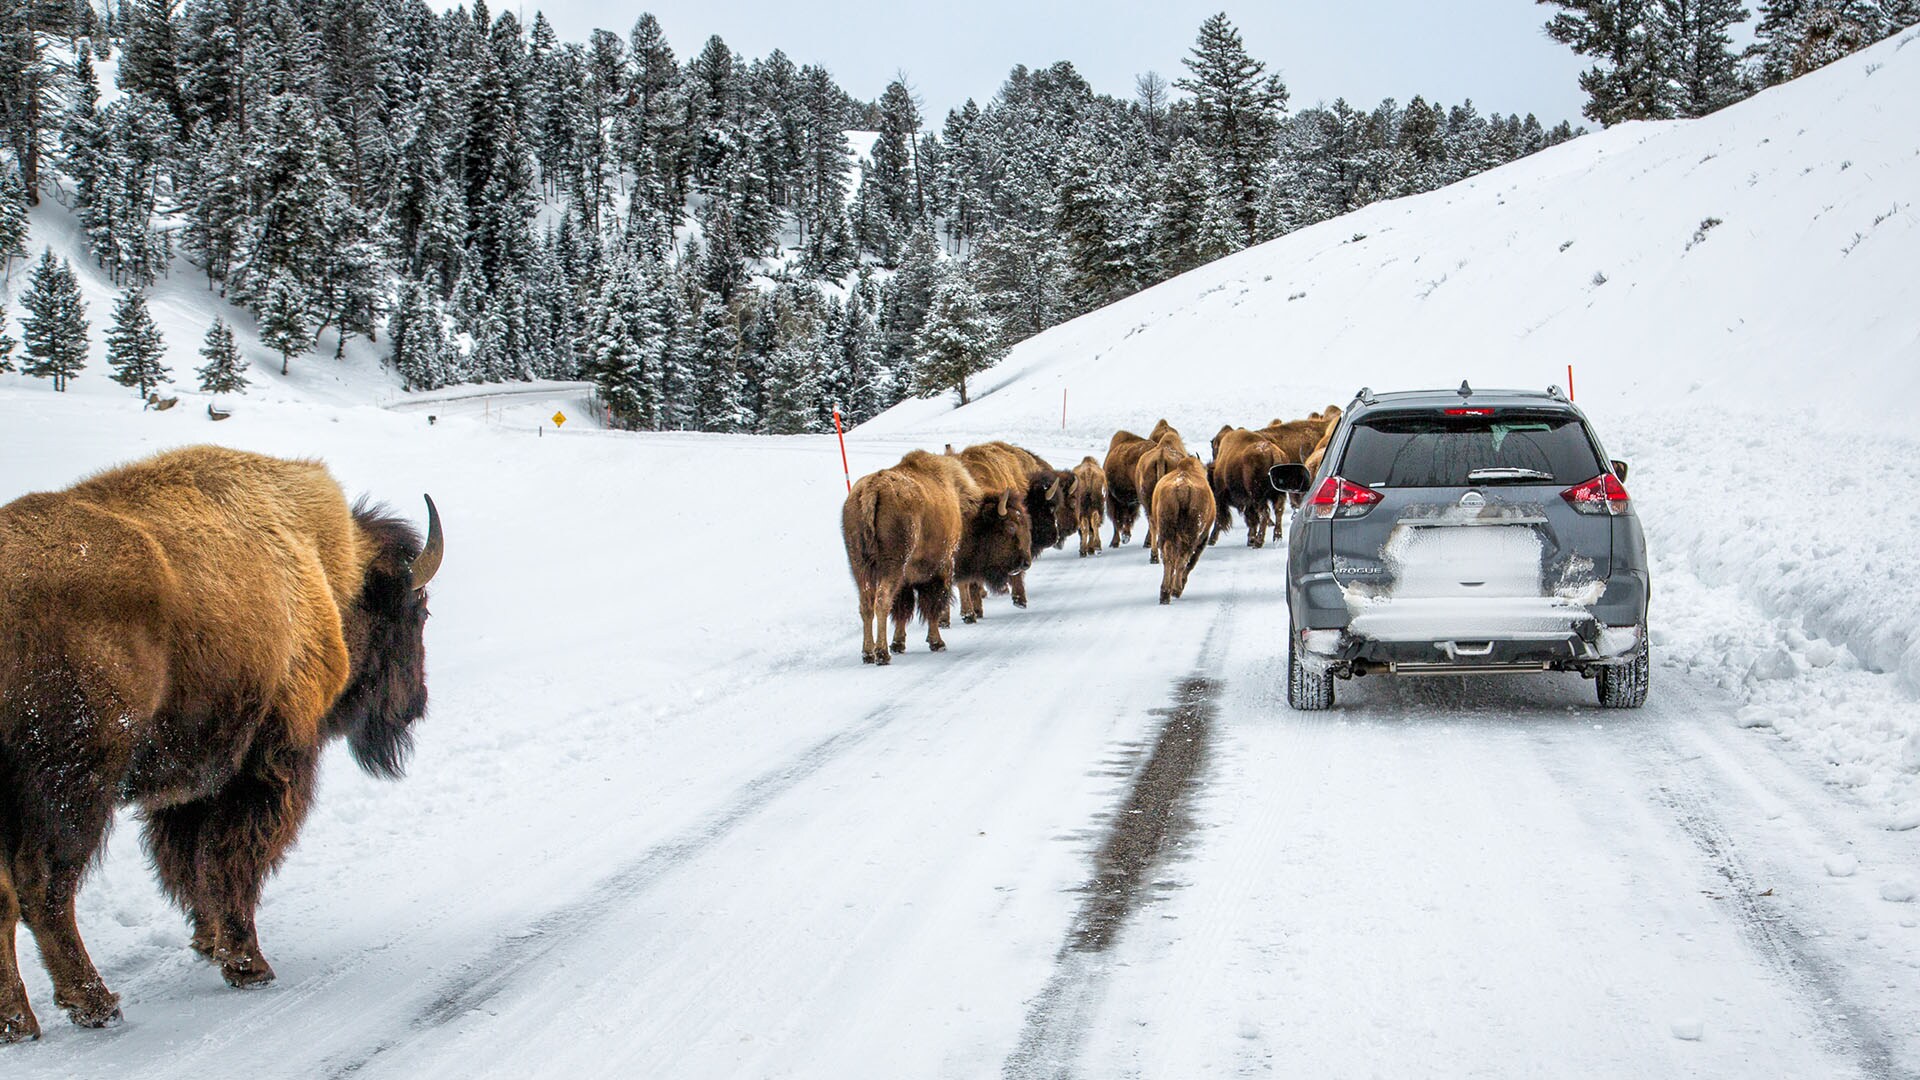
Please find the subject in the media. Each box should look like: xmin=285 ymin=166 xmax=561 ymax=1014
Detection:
xmin=841 ymin=406 xmax=1342 ymax=663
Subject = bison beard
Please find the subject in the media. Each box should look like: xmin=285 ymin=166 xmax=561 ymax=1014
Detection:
xmin=0 ymin=447 xmax=441 ymax=1041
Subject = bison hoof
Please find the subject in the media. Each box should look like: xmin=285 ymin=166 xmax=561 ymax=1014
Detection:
xmin=962 ymin=613 xmax=979 ymax=624
xmin=219 ymin=955 xmax=276 ymax=990
xmin=862 ymin=652 xmax=876 ymax=664
xmin=1 ymin=1008 xmax=40 ymax=1044
xmin=873 ymin=649 xmax=892 ymax=666
xmin=928 ymin=640 xmax=947 ymax=653
xmin=1159 ymin=591 xmax=1171 ymax=605
xmin=57 ymin=985 xmax=121 ymax=1029
xmin=1012 ymin=597 xmax=1027 ymax=609
xmin=939 ymin=615 xmax=951 ymax=628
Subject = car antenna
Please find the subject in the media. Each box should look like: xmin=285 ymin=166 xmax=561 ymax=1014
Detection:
xmin=1356 ymin=386 xmax=1376 ymax=405
xmin=1457 ymin=380 xmax=1473 ymax=399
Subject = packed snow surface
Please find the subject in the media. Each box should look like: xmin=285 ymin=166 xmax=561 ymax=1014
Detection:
xmin=2 ymin=24 xmax=1919 ymax=1080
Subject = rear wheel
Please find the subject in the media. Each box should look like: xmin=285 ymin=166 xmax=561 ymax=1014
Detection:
xmin=1288 ymin=632 xmax=1334 ymax=711
xmin=1596 ymin=627 xmax=1650 ymax=709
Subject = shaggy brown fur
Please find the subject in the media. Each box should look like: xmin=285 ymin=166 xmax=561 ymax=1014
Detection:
xmin=1210 ymin=428 xmax=1284 ymax=548
xmin=1151 ymin=456 xmax=1217 ymax=604
xmin=842 ymin=450 xmax=980 ymax=665
xmin=1101 ymin=430 xmax=1153 ymax=548
xmin=1133 ymin=426 xmax=1189 ymax=563
xmin=952 ymin=443 xmax=1040 ymax=619
xmin=1068 ymin=456 xmax=1106 ymax=558
xmin=978 ymin=441 xmax=1069 ymax=555
xmin=0 ymin=446 xmax=439 ymax=1041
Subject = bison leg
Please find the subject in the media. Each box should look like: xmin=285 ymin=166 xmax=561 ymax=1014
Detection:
xmin=0 ymin=860 xmax=37 ymax=1043
xmin=1158 ymin=547 xmax=1175 ymax=604
xmin=14 ymin=847 xmax=119 ymax=1029
xmin=5 ymin=731 xmax=121 ymax=1031
xmin=184 ymin=738 xmax=321 ymax=989
xmin=916 ymin=582 xmax=948 ymax=652
xmin=1010 ymin=572 xmax=1028 ymax=609
xmin=889 ymin=584 xmax=915 ymax=656
xmin=857 ymin=580 xmax=879 ymax=663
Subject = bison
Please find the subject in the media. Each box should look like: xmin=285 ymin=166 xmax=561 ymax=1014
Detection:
xmin=1067 ymin=456 xmax=1106 ymax=558
xmin=842 ymin=449 xmax=978 ymax=664
xmin=1210 ymin=427 xmax=1285 ymax=548
xmin=952 ymin=443 xmax=1040 ymax=620
xmin=1132 ymin=425 xmax=1189 ymax=563
xmin=1100 ymin=429 xmax=1154 ymax=548
xmin=1150 ymin=454 xmax=1217 ymax=604
xmin=0 ymin=446 xmax=442 ymax=1041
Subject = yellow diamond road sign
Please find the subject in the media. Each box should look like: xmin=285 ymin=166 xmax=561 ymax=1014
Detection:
xmin=552 ymin=410 xmax=567 ymax=428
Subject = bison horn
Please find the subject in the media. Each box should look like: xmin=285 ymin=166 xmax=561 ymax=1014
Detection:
xmin=1045 ymin=477 xmax=1062 ymax=502
xmin=409 ymin=494 xmax=444 ymax=591
xmin=996 ymin=491 xmax=1010 ymax=516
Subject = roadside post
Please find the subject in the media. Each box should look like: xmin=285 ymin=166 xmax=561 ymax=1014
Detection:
xmin=1567 ymin=364 xmax=1576 ymax=402
xmin=833 ymin=407 xmax=852 ymax=492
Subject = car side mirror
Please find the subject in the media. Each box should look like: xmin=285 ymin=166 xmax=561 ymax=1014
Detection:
xmin=1611 ymin=459 xmax=1629 ymax=482
xmin=1270 ymin=463 xmax=1313 ymax=494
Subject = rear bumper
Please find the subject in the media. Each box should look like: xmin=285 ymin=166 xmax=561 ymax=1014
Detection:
xmin=1299 ymin=605 xmax=1643 ymax=676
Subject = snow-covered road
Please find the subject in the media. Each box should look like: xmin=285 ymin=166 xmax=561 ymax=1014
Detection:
xmin=6 ymin=406 xmax=1914 ymax=1078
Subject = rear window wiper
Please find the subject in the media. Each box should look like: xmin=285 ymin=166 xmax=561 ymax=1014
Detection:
xmin=1465 ymin=467 xmax=1554 ymax=483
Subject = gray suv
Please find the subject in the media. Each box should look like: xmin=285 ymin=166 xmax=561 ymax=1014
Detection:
xmin=1271 ymin=385 xmax=1650 ymax=710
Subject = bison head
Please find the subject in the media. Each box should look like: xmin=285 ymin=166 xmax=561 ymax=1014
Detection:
xmin=328 ymin=495 xmax=444 ymax=779
xmin=1026 ymin=473 xmax=1069 ymax=553
xmin=960 ymin=490 xmax=1032 ymax=592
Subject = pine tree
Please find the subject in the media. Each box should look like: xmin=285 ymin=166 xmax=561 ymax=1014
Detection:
xmin=118 ymin=0 xmax=187 ymax=130
xmin=869 ymin=79 xmax=922 ymax=263
xmin=761 ymin=326 xmax=826 ymax=435
xmin=0 ymin=170 xmax=28 ymax=278
xmin=828 ymin=289 xmax=888 ymax=423
xmin=105 ymin=288 xmax=169 ymax=396
xmin=911 ymin=272 xmax=1002 ymax=406
xmin=19 ymin=248 xmax=89 ymax=391
xmin=687 ymin=289 xmax=752 ymax=432
xmin=1540 ymin=0 xmax=1674 ymax=126
xmin=1656 ymin=0 xmax=1750 ymax=118
xmin=196 ymin=317 xmax=248 ymax=394
xmin=388 ymin=278 xmax=455 ymax=391
xmin=878 ymin=225 xmax=944 ymax=368
xmin=258 ymin=274 xmax=313 ymax=375
xmin=0 ymin=300 xmax=16 ymax=373
xmin=1176 ymin=13 xmax=1289 ymax=240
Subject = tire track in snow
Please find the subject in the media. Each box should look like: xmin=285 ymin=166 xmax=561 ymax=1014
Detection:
xmin=1651 ymin=772 xmax=1913 ymax=1080
xmin=1003 ymin=602 xmax=1234 ymax=1080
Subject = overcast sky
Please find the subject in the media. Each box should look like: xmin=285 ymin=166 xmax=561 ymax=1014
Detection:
xmin=472 ymin=1 xmax=1594 ymax=127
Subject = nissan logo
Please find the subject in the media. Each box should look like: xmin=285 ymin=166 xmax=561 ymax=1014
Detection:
xmin=1459 ymin=491 xmax=1486 ymax=508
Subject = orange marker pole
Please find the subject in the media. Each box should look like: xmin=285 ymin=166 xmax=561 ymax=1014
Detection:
xmin=833 ymin=408 xmax=852 ymax=492
xmin=1567 ymin=364 xmax=1576 ymax=402
xmin=1061 ymin=387 xmax=1067 ymax=430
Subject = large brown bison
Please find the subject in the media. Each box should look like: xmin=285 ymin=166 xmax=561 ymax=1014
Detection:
xmin=952 ymin=443 xmax=1039 ymax=620
xmin=1101 ymin=429 xmax=1154 ymax=548
xmin=978 ymin=441 xmax=1070 ymax=555
xmin=1150 ymin=455 xmax=1216 ymax=604
xmin=0 ymin=446 xmax=443 ymax=1041
xmin=1211 ymin=427 xmax=1285 ymax=548
xmin=1133 ymin=425 xmax=1189 ymax=564
xmin=843 ymin=450 xmax=977 ymax=664
xmin=1067 ymin=456 xmax=1106 ymax=558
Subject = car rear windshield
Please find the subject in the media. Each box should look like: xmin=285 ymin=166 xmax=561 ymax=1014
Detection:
xmin=1336 ymin=410 xmax=1605 ymax=488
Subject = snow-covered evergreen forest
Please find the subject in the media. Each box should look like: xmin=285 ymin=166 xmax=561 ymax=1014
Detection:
xmin=0 ymin=1 xmax=1907 ymax=431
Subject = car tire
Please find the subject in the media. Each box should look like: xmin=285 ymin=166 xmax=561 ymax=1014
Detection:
xmin=1288 ymin=632 xmax=1334 ymax=711
xmin=1595 ymin=627 xmax=1650 ymax=709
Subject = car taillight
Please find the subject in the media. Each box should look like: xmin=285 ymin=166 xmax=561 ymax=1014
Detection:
xmin=1561 ymin=473 xmax=1631 ymax=516
xmin=1308 ymin=476 xmax=1383 ymax=519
